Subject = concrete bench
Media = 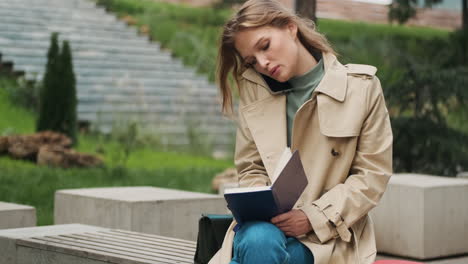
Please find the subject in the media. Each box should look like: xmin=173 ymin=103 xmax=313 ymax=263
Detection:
xmin=55 ymin=186 xmax=228 ymax=241
xmin=370 ymin=173 xmax=468 ymax=260
xmin=0 ymin=224 xmax=196 ymax=264
xmin=0 ymin=202 xmax=36 ymax=230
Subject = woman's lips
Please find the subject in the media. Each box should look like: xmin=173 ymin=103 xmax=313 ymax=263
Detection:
xmin=270 ymin=66 xmax=280 ymax=77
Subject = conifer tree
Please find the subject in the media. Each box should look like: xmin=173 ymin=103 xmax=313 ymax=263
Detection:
xmin=59 ymin=40 xmax=78 ymax=144
xmin=37 ymin=33 xmax=78 ymax=145
xmin=37 ymin=32 xmax=60 ymax=133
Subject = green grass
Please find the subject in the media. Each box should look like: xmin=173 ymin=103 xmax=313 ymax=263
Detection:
xmin=0 ymin=76 xmax=233 ymax=226
xmin=0 ymin=158 xmax=229 ymax=225
xmin=0 ymin=78 xmax=36 ymax=135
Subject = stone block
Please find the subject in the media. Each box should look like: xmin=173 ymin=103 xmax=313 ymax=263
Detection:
xmin=0 ymin=202 xmax=36 ymax=230
xmin=457 ymin=172 xmax=468 ymax=179
xmin=55 ymin=186 xmax=228 ymax=241
xmin=0 ymin=224 xmax=196 ymax=264
xmin=0 ymin=224 xmax=105 ymax=264
xmin=370 ymin=174 xmax=468 ymax=259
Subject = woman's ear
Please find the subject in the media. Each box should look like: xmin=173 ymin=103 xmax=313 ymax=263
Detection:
xmin=287 ymin=22 xmax=298 ymax=40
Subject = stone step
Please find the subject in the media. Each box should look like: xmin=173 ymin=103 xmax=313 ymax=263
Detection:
xmin=75 ymin=84 xmax=216 ymax=97
xmin=77 ymin=103 xmax=222 ymax=115
xmin=77 ymin=74 xmax=210 ymax=86
xmin=0 ymin=0 xmax=97 ymax=9
xmin=21 ymin=65 xmax=199 ymax=80
xmin=10 ymin=60 xmax=193 ymax=77
xmin=76 ymin=78 xmax=213 ymax=90
xmin=88 ymin=120 xmax=234 ymax=134
xmin=0 ymin=27 xmax=147 ymax=43
xmin=0 ymin=2 xmax=106 ymax=16
xmin=0 ymin=28 xmax=148 ymax=46
xmin=0 ymin=16 xmax=132 ymax=35
xmin=0 ymin=47 xmax=172 ymax=65
xmin=25 ymin=67 xmax=201 ymax=81
xmin=1 ymin=53 xmax=181 ymax=71
xmin=82 ymin=111 xmax=232 ymax=125
xmin=77 ymin=93 xmax=218 ymax=105
xmin=79 ymin=111 xmax=231 ymax=125
xmin=0 ymin=4 xmax=116 ymax=24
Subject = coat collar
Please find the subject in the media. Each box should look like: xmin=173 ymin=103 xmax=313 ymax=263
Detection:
xmin=241 ymin=52 xmax=348 ymax=102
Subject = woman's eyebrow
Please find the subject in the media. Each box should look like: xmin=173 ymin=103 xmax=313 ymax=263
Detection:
xmin=242 ymin=37 xmax=265 ymax=61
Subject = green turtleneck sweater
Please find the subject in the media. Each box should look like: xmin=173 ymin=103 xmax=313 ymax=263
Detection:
xmin=287 ymin=58 xmax=325 ymax=147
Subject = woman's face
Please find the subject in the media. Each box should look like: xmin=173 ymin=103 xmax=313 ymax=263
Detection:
xmin=234 ymin=23 xmax=300 ymax=83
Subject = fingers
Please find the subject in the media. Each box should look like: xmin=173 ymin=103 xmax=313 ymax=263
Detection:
xmin=271 ymin=211 xmax=292 ymax=224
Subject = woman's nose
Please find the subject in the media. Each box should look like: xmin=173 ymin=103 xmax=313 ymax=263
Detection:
xmin=256 ymin=55 xmax=269 ymax=70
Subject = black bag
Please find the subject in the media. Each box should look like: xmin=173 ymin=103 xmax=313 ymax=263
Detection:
xmin=194 ymin=214 xmax=233 ymax=264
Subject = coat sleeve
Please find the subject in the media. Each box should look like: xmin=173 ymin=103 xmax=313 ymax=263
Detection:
xmin=300 ymin=76 xmax=393 ymax=243
xmin=234 ymin=81 xmax=271 ymax=188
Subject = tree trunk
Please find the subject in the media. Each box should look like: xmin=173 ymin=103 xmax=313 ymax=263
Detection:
xmin=296 ymin=0 xmax=317 ymax=24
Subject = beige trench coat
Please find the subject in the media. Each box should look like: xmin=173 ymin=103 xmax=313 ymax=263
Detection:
xmin=209 ymin=52 xmax=393 ymax=264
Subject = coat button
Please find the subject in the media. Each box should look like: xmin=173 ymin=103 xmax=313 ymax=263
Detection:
xmin=331 ymin=148 xmax=340 ymax=157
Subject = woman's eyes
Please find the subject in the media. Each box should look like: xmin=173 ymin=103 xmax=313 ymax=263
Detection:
xmin=243 ymin=41 xmax=269 ymax=68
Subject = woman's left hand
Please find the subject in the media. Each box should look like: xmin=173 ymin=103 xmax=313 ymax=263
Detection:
xmin=271 ymin=209 xmax=313 ymax=237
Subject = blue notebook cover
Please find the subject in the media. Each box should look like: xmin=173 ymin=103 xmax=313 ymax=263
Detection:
xmin=224 ymin=150 xmax=308 ymax=225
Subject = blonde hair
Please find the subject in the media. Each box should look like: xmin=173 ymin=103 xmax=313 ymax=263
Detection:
xmin=217 ymin=0 xmax=335 ymax=114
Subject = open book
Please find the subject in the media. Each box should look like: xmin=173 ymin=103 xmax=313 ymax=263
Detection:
xmin=224 ymin=148 xmax=308 ymax=224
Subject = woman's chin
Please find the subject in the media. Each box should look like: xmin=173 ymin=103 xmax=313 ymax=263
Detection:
xmin=274 ymin=75 xmax=288 ymax=83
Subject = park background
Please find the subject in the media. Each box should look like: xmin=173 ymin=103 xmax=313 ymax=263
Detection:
xmin=0 ymin=0 xmax=467 ymax=262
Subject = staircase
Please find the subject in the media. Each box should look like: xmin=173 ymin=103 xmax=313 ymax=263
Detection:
xmin=0 ymin=0 xmax=235 ymax=154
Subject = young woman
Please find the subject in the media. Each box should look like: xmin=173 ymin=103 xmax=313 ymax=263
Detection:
xmin=211 ymin=0 xmax=393 ymax=263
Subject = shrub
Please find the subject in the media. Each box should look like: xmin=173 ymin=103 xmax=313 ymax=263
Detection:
xmin=37 ymin=33 xmax=78 ymax=145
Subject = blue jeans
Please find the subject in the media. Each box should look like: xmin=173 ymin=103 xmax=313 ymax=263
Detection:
xmin=229 ymin=221 xmax=315 ymax=264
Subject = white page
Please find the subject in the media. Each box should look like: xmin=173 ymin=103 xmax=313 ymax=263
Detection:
xmin=224 ymin=186 xmax=271 ymax=194
xmin=271 ymin=147 xmax=292 ymax=184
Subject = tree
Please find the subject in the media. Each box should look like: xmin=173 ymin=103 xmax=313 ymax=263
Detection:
xmin=389 ymin=0 xmax=467 ymax=31
xmin=296 ymin=0 xmax=317 ymax=24
xmin=37 ymin=33 xmax=60 ymax=133
xmin=383 ymin=37 xmax=468 ymax=176
xmin=59 ymin=41 xmax=78 ymax=144
xmin=37 ymin=33 xmax=78 ymax=145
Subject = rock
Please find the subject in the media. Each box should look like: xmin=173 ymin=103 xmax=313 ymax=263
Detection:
xmin=0 ymin=136 xmax=8 ymax=154
xmin=37 ymin=145 xmax=103 ymax=168
xmin=8 ymin=140 xmax=38 ymax=161
xmin=6 ymin=131 xmax=72 ymax=160
xmin=212 ymin=167 xmax=238 ymax=192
